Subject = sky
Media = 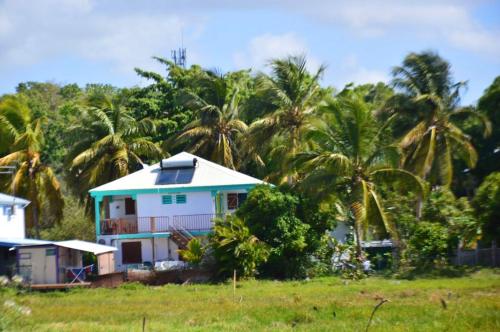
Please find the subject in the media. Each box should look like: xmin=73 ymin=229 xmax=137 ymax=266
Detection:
xmin=1 ymin=0 xmax=499 ymax=105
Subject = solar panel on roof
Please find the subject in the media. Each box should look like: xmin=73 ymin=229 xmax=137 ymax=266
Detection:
xmin=156 ymin=168 xmax=195 ymax=185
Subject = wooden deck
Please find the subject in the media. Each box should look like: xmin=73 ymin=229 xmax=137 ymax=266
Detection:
xmin=30 ymin=282 xmax=92 ymax=290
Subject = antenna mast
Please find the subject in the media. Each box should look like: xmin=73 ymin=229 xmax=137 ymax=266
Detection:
xmin=171 ymin=29 xmax=187 ymax=68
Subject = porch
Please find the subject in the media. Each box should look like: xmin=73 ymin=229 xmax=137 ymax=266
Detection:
xmin=100 ymin=214 xmax=224 ymax=235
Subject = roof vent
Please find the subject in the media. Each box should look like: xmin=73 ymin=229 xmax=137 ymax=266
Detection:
xmin=160 ymin=158 xmax=197 ymax=170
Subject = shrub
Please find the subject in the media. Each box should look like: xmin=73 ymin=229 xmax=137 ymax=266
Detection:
xmin=473 ymin=172 xmax=500 ymax=242
xmin=178 ymin=238 xmax=206 ymax=266
xmin=404 ymin=222 xmax=449 ymax=269
xmin=210 ymin=215 xmax=269 ymax=279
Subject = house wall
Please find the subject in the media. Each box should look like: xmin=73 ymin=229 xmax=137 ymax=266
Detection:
xmin=111 ymin=238 xmax=179 ymax=271
xmin=97 ymin=252 xmax=116 ymax=275
xmin=331 ymin=222 xmax=351 ymax=243
xmin=0 ymin=204 xmax=26 ymax=238
xmin=109 ymin=196 xmax=136 ymax=220
xmin=17 ymin=246 xmax=57 ymax=284
xmin=136 ymin=191 xmax=215 ymax=218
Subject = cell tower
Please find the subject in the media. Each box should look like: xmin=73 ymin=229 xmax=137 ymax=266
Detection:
xmin=171 ymin=48 xmax=187 ymax=68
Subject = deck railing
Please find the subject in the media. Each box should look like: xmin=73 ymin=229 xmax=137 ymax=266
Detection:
xmin=101 ymin=214 xmax=226 ymax=235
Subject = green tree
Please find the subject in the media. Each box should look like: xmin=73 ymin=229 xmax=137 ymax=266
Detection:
xmin=249 ymin=55 xmax=327 ymax=184
xmin=472 ymin=172 xmax=500 ymax=243
xmin=168 ymin=71 xmax=250 ymax=169
xmin=296 ymin=94 xmax=426 ymax=255
xmin=390 ymin=51 xmax=490 ymax=186
xmin=210 ymin=215 xmax=269 ymax=279
xmin=237 ymin=185 xmax=335 ymax=279
xmin=0 ymin=112 xmax=63 ymax=238
xmin=67 ymin=93 xmax=162 ymax=210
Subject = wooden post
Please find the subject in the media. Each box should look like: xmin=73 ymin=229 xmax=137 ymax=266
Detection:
xmin=475 ymin=243 xmax=480 ymax=265
xmin=150 ymin=217 xmax=155 ymax=233
xmin=492 ymin=240 xmax=497 ymax=267
xmin=233 ymin=269 xmax=236 ymax=301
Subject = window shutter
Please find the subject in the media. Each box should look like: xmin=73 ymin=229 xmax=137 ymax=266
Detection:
xmin=176 ymin=194 xmax=187 ymax=204
xmin=162 ymin=195 xmax=172 ymax=204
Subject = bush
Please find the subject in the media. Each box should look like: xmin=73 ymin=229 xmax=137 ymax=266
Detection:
xmin=237 ymin=185 xmax=336 ymax=279
xmin=404 ymin=222 xmax=449 ymax=269
xmin=210 ymin=215 xmax=269 ymax=279
xmin=178 ymin=238 xmax=206 ymax=266
xmin=473 ymin=172 xmax=500 ymax=242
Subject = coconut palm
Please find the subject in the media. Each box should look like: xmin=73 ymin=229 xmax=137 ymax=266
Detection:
xmin=169 ymin=71 xmax=249 ymax=169
xmin=67 ymin=94 xmax=162 ymax=209
xmin=391 ymin=51 xmax=490 ymax=186
xmin=249 ymin=55 xmax=327 ymax=183
xmin=0 ymin=109 xmax=63 ymax=238
xmin=0 ymin=95 xmax=31 ymax=155
xmin=295 ymin=94 xmax=426 ymax=255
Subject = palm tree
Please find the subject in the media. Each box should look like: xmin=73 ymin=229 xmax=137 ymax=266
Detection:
xmin=390 ymin=51 xmax=490 ymax=186
xmin=67 ymin=94 xmax=162 ymax=209
xmin=0 ymin=100 xmax=63 ymax=238
xmin=249 ymin=55 xmax=327 ymax=184
xmin=169 ymin=71 xmax=249 ymax=169
xmin=295 ymin=94 xmax=426 ymax=255
xmin=0 ymin=95 xmax=30 ymax=155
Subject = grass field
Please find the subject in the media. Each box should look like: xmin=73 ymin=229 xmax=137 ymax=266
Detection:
xmin=1 ymin=269 xmax=499 ymax=331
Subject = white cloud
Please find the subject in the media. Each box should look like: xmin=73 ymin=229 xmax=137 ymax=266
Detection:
xmin=233 ymin=33 xmax=322 ymax=72
xmin=0 ymin=0 xmax=204 ymax=75
xmin=295 ymin=0 xmax=500 ymax=57
xmin=334 ymin=54 xmax=389 ymax=87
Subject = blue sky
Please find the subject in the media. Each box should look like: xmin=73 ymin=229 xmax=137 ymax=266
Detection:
xmin=1 ymin=0 xmax=499 ymax=105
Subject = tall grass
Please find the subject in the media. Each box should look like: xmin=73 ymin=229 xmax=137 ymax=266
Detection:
xmin=1 ymin=269 xmax=499 ymax=331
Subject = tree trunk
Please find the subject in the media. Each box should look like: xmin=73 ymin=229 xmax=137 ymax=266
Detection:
xmin=287 ymin=128 xmax=298 ymax=185
xmin=353 ymin=219 xmax=363 ymax=259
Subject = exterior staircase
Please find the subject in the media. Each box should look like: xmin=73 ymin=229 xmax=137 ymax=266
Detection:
xmin=170 ymin=223 xmax=194 ymax=250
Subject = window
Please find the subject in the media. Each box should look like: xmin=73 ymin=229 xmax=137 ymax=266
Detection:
xmin=3 ymin=205 xmax=14 ymax=217
xmin=122 ymin=241 xmax=142 ymax=264
xmin=227 ymin=193 xmax=247 ymax=210
xmin=125 ymin=198 xmax=136 ymax=215
xmin=46 ymin=248 xmax=56 ymax=256
xmin=176 ymin=194 xmax=187 ymax=204
xmin=162 ymin=195 xmax=172 ymax=204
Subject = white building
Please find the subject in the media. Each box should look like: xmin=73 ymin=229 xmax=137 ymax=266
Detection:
xmin=89 ymin=152 xmax=265 ymax=271
xmin=0 ymin=193 xmax=30 ymax=239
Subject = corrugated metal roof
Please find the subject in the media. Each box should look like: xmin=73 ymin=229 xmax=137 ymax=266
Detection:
xmin=89 ymin=152 xmax=265 ymax=193
xmin=0 ymin=193 xmax=30 ymax=206
xmin=0 ymin=238 xmax=51 ymax=247
xmin=54 ymin=240 xmax=117 ymax=254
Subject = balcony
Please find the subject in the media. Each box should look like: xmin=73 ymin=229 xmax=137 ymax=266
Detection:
xmin=100 ymin=214 xmax=224 ymax=235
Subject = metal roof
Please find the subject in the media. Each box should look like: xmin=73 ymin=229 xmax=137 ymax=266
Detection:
xmin=0 ymin=193 xmax=30 ymax=206
xmin=54 ymin=240 xmax=117 ymax=255
xmin=90 ymin=152 xmax=265 ymax=193
xmin=0 ymin=238 xmax=51 ymax=248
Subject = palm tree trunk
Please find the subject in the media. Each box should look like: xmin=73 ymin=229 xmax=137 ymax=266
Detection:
xmin=353 ymin=219 xmax=363 ymax=258
xmin=287 ymin=128 xmax=298 ymax=185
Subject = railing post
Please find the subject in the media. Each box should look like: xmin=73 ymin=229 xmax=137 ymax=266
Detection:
xmin=150 ymin=217 xmax=155 ymax=233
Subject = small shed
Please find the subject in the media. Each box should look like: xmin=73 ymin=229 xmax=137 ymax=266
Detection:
xmin=17 ymin=240 xmax=117 ymax=285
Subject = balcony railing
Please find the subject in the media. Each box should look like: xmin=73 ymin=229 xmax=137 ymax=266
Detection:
xmin=101 ymin=214 xmax=226 ymax=235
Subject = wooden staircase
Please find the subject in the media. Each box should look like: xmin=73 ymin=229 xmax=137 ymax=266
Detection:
xmin=170 ymin=223 xmax=194 ymax=249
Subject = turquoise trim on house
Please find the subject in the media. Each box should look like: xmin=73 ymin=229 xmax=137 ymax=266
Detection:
xmin=90 ymin=183 xmax=259 ymax=198
xmin=189 ymin=230 xmax=212 ymax=236
xmin=94 ymin=196 xmax=102 ymax=237
xmin=116 ymin=232 xmax=171 ymax=240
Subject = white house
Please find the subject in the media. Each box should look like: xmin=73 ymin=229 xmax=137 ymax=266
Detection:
xmin=0 ymin=193 xmax=32 ymax=276
xmin=89 ymin=152 xmax=265 ymax=271
xmin=0 ymin=193 xmax=30 ymax=239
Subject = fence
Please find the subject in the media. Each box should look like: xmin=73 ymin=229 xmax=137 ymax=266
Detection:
xmin=452 ymin=241 xmax=499 ymax=267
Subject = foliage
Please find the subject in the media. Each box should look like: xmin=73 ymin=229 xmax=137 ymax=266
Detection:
xmin=66 ymin=92 xmax=162 ymax=211
xmin=237 ymin=185 xmax=336 ymax=279
xmin=472 ymin=172 xmax=500 ymax=242
xmin=178 ymin=238 xmax=206 ymax=266
xmin=0 ymin=103 xmax=63 ymax=237
xmin=210 ymin=215 xmax=269 ymax=279
xmin=404 ymin=221 xmax=450 ymax=269
xmin=296 ymin=92 xmax=426 ymax=255
xmin=249 ymin=55 xmax=328 ymax=183
xmin=40 ymin=191 xmax=96 ymax=241
xmin=388 ymin=51 xmax=490 ymax=186
xmin=168 ymin=70 xmax=251 ymax=169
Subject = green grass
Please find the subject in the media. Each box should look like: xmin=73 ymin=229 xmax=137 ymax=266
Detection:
xmin=1 ymin=269 xmax=499 ymax=331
